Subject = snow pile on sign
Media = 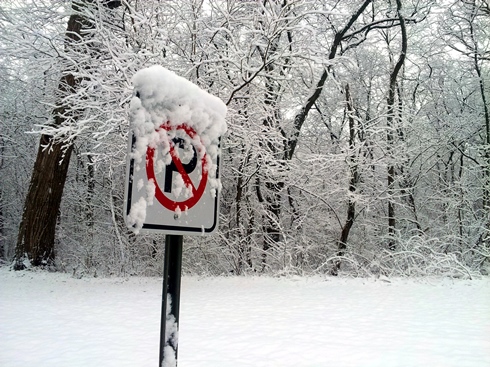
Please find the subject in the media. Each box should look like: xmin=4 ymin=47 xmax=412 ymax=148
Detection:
xmin=127 ymin=65 xmax=227 ymax=231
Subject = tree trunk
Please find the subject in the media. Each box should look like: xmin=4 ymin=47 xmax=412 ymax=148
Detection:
xmin=0 ymin=138 xmax=4 ymax=261
xmin=332 ymin=84 xmax=358 ymax=275
xmin=467 ymin=1 xmax=490 ymax=241
xmin=287 ymin=0 xmax=373 ymax=160
xmin=254 ymin=2 xmax=291 ymax=271
xmin=15 ymin=140 xmax=74 ymax=267
xmin=386 ymin=0 xmax=407 ymax=251
xmin=14 ymin=1 xmax=110 ymax=269
xmin=0 ymin=190 xmax=4 ymax=261
xmin=235 ymin=149 xmax=252 ymax=273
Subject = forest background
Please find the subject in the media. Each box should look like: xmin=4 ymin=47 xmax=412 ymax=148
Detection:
xmin=0 ymin=0 xmax=488 ymax=278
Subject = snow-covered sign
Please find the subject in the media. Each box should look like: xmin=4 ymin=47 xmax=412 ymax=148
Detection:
xmin=124 ymin=66 xmax=227 ymax=235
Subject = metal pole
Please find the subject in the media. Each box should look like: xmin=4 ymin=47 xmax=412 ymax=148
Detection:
xmin=159 ymin=234 xmax=183 ymax=367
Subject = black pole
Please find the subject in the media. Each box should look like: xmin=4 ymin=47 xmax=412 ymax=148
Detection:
xmin=159 ymin=234 xmax=183 ymax=367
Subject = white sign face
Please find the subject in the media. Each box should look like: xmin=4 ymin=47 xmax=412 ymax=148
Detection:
xmin=123 ymin=65 xmax=226 ymax=235
xmin=124 ymin=122 xmax=220 ymax=235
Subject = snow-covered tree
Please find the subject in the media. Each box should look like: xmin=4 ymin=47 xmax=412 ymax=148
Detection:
xmin=0 ymin=0 xmax=487 ymax=277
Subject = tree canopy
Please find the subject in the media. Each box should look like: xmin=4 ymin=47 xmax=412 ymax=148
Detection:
xmin=0 ymin=0 xmax=488 ymax=278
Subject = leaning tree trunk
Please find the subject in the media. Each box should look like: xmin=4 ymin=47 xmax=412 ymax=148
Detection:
xmin=14 ymin=1 xmax=121 ymax=269
xmin=15 ymin=139 xmax=74 ymax=267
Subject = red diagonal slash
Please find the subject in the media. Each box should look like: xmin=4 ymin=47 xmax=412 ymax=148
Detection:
xmin=168 ymin=141 xmax=197 ymax=197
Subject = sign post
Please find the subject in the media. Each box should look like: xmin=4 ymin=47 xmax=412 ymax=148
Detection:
xmin=159 ymin=235 xmax=183 ymax=366
xmin=124 ymin=65 xmax=227 ymax=367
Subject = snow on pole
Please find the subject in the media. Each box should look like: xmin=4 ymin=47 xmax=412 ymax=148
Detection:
xmin=160 ymin=235 xmax=182 ymax=367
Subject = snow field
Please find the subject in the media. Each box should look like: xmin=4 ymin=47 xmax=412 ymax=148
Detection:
xmin=1 ymin=268 xmax=489 ymax=367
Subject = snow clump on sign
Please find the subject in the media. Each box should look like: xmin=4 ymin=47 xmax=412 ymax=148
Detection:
xmin=130 ymin=65 xmax=227 ymax=162
xmin=126 ymin=65 xmax=227 ymax=232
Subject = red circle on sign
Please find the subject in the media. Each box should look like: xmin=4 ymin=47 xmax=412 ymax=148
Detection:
xmin=146 ymin=122 xmax=208 ymax=211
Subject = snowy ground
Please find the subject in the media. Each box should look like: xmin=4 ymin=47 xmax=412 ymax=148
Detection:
xmin=1 ymin=267 xmax=489 ymax=367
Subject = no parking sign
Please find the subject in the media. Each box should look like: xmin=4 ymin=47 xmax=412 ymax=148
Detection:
xmin=124 ymin=65 xmax=227 ymax=367
xmin=124 ymin=66 xmax=226 ymax=236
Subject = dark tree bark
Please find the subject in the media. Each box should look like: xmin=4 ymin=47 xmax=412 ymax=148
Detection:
xmin=464 ymin=0 xmax=490 ymax=214
xmin=14 ymin=1 xmax=120 ymax=269
xmin=331 ymin=84 xmax=359 ymax=275
xmin=466 ymin=0 xmax=490 ymax=252
xmin=235 ymin=148 xmax=253 ymax=273
xmin=386 ymin=0 xmax=407 ymax=251
xmin=15 ymin=140 xmax=74 ymax=268
xmin=286 ymin=0 xmax=416 ymax=161
xmin=0 ymin=137 xmax=4 ymax=261
xmin=287 ymin=0 xmax=373 ymax=160
xmin=257 ymin=0 xmax=376 ymax=271
xmin=253 ymin=1 xmax=292 ymax=271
